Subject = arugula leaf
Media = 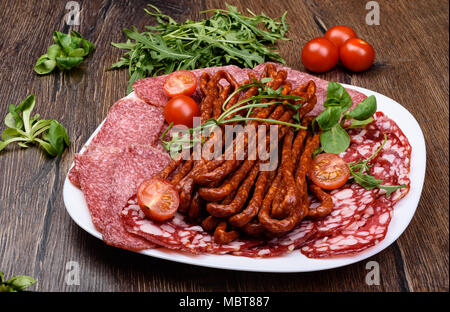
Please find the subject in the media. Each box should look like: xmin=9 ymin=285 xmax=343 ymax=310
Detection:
xmin=124 ymin=29 xmax=194 ymax=60
xmin=348 ymin=134 xmax=408 ymax=196
xmin=379 ymin=184 xmax=408 ymax=196
xmin=350 ymin=169 xmax=383 ymax=189
xmin=0 ymin=95 xmax=70 ymax=157
xmin=34 ymin=31 xmax=94 ymax=75
xmin=349 ymin=163 xmax=407 ymax=196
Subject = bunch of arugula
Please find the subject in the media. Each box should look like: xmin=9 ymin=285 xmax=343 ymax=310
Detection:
xmin=314 ymin=82 xmax=377 ymax=154
xmin=111 ymin=3 xmax=289 ymax=93
xmin=0 ymin=95 xmax=70 ymax=156
xmin=0 ymin=272 xmax=36 ymax=292
xmin=34 ymin=31 xmax=94 ymax=75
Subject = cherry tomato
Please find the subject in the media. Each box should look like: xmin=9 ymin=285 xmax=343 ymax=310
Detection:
xmin=308 ymin=153 xmax=350 ymax=190
xmin=137 ymin=177 xmax=179 ymax=222
xmin=339 ymin=38 xmax=375 ymax=72
xmin=163 ymin=95 xmax=200 ymax=128
xmin=163 ymin=70 xmax=198 ymax=97
xmin=301 ymin=37 xmax=339 ymax=73
xmin=324 ymin=25 xmax=357 ymax=49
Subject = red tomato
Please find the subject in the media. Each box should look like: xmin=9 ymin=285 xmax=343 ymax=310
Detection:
xmin=301 ymin=37 xmax=339 ymax=73
xmin=163 ymin=95 xmax=200 ymax=128
xmin=324 ymin=25 xmax=357 ymax=49
xmin=163 ymin=70 xmax=198 ymax=97
xmin=339 ymin=38 xmax=375 ymax=72
xmin=137 ymin=177 xmax=179 ymax=222
xmin=308 ymin=153 xmax=350 ymax=190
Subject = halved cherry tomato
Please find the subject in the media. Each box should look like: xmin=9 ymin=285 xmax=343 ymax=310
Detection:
xmin=163 ymin=95 xmax=200 ymax=128
xmin=339 ymin=38 xmax=375 ymax=72
xmin=301 ymin=37 xmax=339 ymax=73
xmin=137 ymin=177 xmax=179 ymax=222
xmin=308 ymin=153 xmax=350 ymax=190
xmin=324 ymin=25 xmax=357 ymax=49
xmin=163 ymin=70 xmax=198 ymax=97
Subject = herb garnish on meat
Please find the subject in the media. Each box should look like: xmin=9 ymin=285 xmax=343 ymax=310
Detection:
xmin=314 ymin=82 xmax=377 ymax=154
xmin=348 ymin=134 xmax=407 ymax=196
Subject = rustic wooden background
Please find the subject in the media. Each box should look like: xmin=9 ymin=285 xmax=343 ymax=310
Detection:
xmin=0 ymin=0 xmax=448 ymax=292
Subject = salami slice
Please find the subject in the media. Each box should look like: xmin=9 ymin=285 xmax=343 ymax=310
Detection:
xmin=101 ymin=145 xmax=171 ymax=251
xmin=88 ymin=96 xmax=164 ymax=148
xmin=76 ymin=144 xmax=170 ymax=250
xmin=69 ymin=96 xmax=165 ymax=187
xmin=301 ymin=196 xmax=393 ymax=258
xmin=75 ymin=145 xmax=124 ymax=232
xmin=369 ymin=112 xmax=411 ymax=202
xmin=121 ymin=196 xmax=263 ymax=254
xmin=68 ymin=166 xmax=81 ymax=188
xmin=232 ymin=221 xmax=316 ymax=258
xmin=313 ymin=185 xmax=379 ymax=237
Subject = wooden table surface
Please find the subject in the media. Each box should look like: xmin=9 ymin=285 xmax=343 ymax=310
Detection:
xmin=0 ymin=0 xmax=448 ymax=292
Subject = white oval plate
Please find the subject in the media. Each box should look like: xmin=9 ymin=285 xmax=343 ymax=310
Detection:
xmin=63 ymin=85 xmax=426 ymax=273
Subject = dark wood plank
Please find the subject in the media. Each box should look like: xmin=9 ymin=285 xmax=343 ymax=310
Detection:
xmin=0 ymin=0 xmax=448 ymax=292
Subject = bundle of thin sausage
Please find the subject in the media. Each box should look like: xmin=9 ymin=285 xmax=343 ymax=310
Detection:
xmin=69 ymin=63 xmax=411 ymax=258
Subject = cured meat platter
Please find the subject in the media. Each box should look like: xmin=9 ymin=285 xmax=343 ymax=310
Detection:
xmin=63 ymin=80 xmax=426 ymax=272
